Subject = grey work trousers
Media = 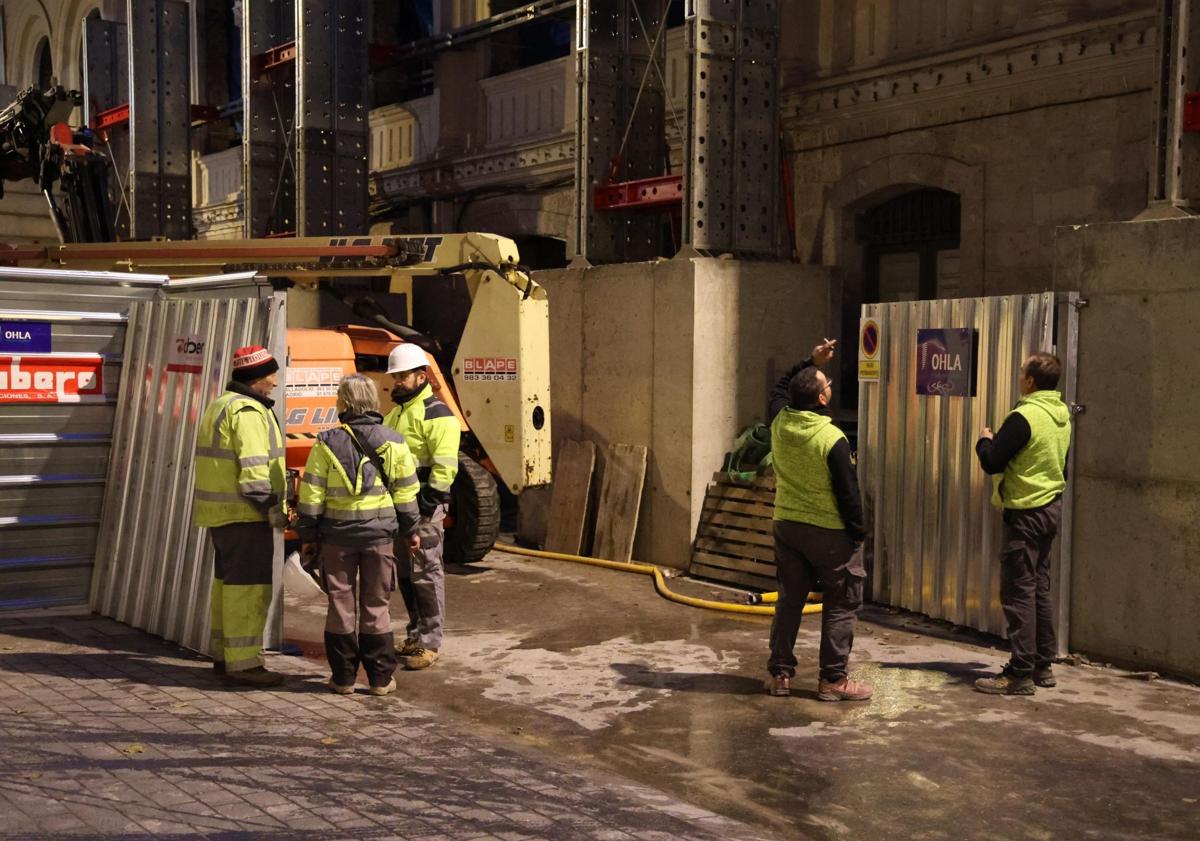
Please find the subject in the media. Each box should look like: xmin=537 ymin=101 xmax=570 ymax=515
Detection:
xmin=322 ymin=540 xmax=397 ymax=636
xmin=1000 ymin=497 xmax=1062 ymax=677
xmin=396 ymin=503 xmax=446 ymax=650
xmin=768 ymin=519 xmax=866 ymax=684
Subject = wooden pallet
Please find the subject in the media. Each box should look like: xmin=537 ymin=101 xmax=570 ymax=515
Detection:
xmin=689 ymin=471 xmax=778 ymax=591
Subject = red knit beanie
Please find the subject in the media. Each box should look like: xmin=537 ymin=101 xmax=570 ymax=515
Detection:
xmin=231 ymin=346 xmax=279 ymax=383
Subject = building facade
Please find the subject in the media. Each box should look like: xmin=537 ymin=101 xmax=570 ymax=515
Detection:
xmin=0 ymin=1 xmax=1159 ymax=279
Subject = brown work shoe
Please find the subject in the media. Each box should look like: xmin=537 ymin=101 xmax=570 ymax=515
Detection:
xmin=223 ymin=666 xmax=284 ymax=688
xmin=368 ymin=678 xmax=397 ymax=697
xmin=769 ymin=674 xmax=791 ymax=697
xmin=403 ymin=647 xmax=440 ymax=670
xmin=395 ymin=637 xmax=421 ymax=657
xmin=1033 ymin=666 xmax=1056 ymax=687
xmin=974 ymin=672 xmax=1035 ymax=695
xmin=817 ymin=677 xmax=874 ymax=702
xmin=327 ymin=678 xmax=355 ymax=695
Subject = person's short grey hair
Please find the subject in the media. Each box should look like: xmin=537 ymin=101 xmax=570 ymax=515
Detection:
xmin=338 ymin=374 xmax=379 ymax=415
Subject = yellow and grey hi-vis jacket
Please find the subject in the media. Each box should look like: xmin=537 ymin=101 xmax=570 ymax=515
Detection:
xmin=383 ymin=383 xmax=460 ymax=506
xmin=296 ymin=412 xmax=420 ymax=546
xmin=193 ymin=383 xmax=287 ymax=529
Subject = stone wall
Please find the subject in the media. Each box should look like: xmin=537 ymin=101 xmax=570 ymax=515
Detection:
xmin=525 ymin=258 xmax=833 ymax=568
xmin=1055 ymin=217 xmax=1200 ymax=680
xmin=784 ymin=9 xmax=1155 ymax=303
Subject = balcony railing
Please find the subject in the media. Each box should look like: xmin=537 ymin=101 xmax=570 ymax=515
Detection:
xmin=370 ymin=93 xmax=440 ymax=172
xmin=193 ymin=146 xmax=243 ymax=207
xmin=480 ymin=57 xmax=572 ymax=148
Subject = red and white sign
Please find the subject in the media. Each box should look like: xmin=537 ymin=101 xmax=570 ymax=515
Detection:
xmin=463 ymin=357 xmax=518 ymax=382
xmin=0 ymin=354 xmax=104 ymax=403
xmin=167 ymin=333 xmax=206 ymax=374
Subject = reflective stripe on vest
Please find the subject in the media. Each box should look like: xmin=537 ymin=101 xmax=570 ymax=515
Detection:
xmin=193 ymin=391 xmax=287 ymax=529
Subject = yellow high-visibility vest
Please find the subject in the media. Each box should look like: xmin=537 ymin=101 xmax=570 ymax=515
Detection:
xmin=193 ymin=390 xmax=287 ymax=528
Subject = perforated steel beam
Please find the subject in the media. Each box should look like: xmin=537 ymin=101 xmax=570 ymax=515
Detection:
xmin=684 ymin=0 xmax=780 ymax=256
xmin=295 ymin=0 xmax=369 ymax=236
xmin=1149 ymin=0 xmax=1200 ymax=209
xmin=127 ymin=1 xmax=192 ymax=239
xmin=575 ymin=0 xmax=670 ymax=263
xmin=82 ymin=16 xmax=130 ymax=239
xmin=243 ymin=0 xmax=297 ymax=237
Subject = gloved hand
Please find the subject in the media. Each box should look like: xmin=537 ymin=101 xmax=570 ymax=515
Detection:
xmin=300 ymin=542 xmax=321 ymax=572
xmin=417 ymin=486 xmax=448 ymax=517
xmin=267 ymin=505 xmax=289 ymax=529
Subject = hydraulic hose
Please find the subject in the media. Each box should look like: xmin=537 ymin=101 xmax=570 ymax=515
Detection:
xmin=492 ymin=543 xmax=822 ymax=616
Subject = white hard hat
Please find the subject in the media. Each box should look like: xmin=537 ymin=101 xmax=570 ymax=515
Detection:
xmin=386 ymin=343 xmax=430 ymax=374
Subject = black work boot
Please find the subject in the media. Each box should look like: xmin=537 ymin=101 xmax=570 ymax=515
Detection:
xmin=324 ymin=632 xmax=360 ymax=692
xmin=358 ymin=632 xmax=397 ymax=693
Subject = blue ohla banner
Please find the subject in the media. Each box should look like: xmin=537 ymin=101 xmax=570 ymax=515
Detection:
xmin=916 ymin=328 xmax=977 ymax=397
xmin=0 ymin=321 xmax=51 ymax=354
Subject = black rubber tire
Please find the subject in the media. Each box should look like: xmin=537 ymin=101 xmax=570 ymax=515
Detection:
xmin=444 ymin=454 xmax=501 ymax=564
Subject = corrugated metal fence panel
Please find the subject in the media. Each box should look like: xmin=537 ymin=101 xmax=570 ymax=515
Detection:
xmin=858 ymin=293 xmax=1057 ymax=637
xmin=0 ymin=268 xmax=166 ymax=611
xmin=90 ymin=277 xmax=286 ymax=654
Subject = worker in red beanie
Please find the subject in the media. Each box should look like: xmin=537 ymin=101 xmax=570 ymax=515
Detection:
xmin=193 ymin=345 xmax=289 ymax=687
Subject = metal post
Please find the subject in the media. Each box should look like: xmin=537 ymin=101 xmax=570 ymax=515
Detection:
xmin=1148 ymin=0 xmax=1200 ymax=211
xmin=83 ymin=16 xmax=130 ymax=239
xmin=295 ymin=0 xmax=369 ymax=236
xmin=684 ymin=0 xmax=780 ymax=256
xmin=243 ymin=0 xmax=296 ymax=237
xmin=574 ymin=0 xmax=669 ymax=263
xmin=127 ymin=0 xmax=192 ymax=239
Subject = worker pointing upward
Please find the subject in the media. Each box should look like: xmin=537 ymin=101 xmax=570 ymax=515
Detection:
xmin=192 ymin=346 xmax=289 ymax=687
xmin=766 ymin=338 xmax=873 ymax=702
xmin=383 ymin=344 xmax=461 ymax=670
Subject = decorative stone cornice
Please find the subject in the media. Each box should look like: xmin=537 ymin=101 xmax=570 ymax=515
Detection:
xmin=782 ymin=12 xmax=1156 ymax=151
xmin=370 ymin=133 xmax=575 ymax=202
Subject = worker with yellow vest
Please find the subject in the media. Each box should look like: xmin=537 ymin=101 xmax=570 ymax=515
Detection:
xmin=296 ymin=374 xmax=421 ymax=696
xmin=974 ymin=352 xmax=1072 ymax=696
xmin=193 ymin=345 xmax=289 ymax=687
xmin=767 ymin=342 xmax=873 ymax=702
xmin=383 ymin=344 xmax=460 ymax=671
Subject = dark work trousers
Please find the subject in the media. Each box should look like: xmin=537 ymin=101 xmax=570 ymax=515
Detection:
xmin=321 ymin=540 xmax=397 ymax=687
xmin=768 ymin=520 xmax=866 ymax=684
xmin=1000 ymin=497 xmax=1063 ymax=677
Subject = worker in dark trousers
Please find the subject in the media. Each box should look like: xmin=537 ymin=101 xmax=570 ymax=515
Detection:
xmin=974 ymin=352 xmax=1072 ymax=696
xmin=296 ymin=375 xmax=420 ymax=697
xmin=193 ymin=346 xmax=289 ymax=687
xmin=767 ymin=357 xmax=873 ymax=702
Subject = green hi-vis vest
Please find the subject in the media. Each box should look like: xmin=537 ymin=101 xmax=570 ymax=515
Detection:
xmin=770 ymin=408 xmax=847 ymax=530
xmin=382 ymin=383 xmax=461 ymax=492
xmin=193 ymin=391 xmax=287 ymax=528
xmin=296 ymin=424 xmax=420 ymax=530
xmin=991 ymin=390 xmax=1072 ymax=510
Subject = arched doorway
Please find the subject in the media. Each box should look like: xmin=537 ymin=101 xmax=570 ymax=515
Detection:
xmin=34 ymin=38 xmax=53 ymax=90
xmin=859 ymin=187 xmax=961 ymax=303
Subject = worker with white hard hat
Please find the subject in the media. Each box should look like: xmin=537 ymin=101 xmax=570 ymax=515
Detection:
xmin=382 ymin=343 xmax=460 ymax=670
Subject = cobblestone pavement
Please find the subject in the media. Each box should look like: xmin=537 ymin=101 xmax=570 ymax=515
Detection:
xmin=0 ymin=614 xmax=772 ymax=840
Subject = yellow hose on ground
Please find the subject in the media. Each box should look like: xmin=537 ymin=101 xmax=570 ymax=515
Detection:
xmin=493 ymin=543 xmax=822 ymax=616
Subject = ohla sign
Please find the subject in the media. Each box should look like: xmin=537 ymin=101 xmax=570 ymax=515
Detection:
xmin=0 ymin=354 xmax=105 ymax=403
xmin=915 ymin=329 xmax=977 ymax=397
